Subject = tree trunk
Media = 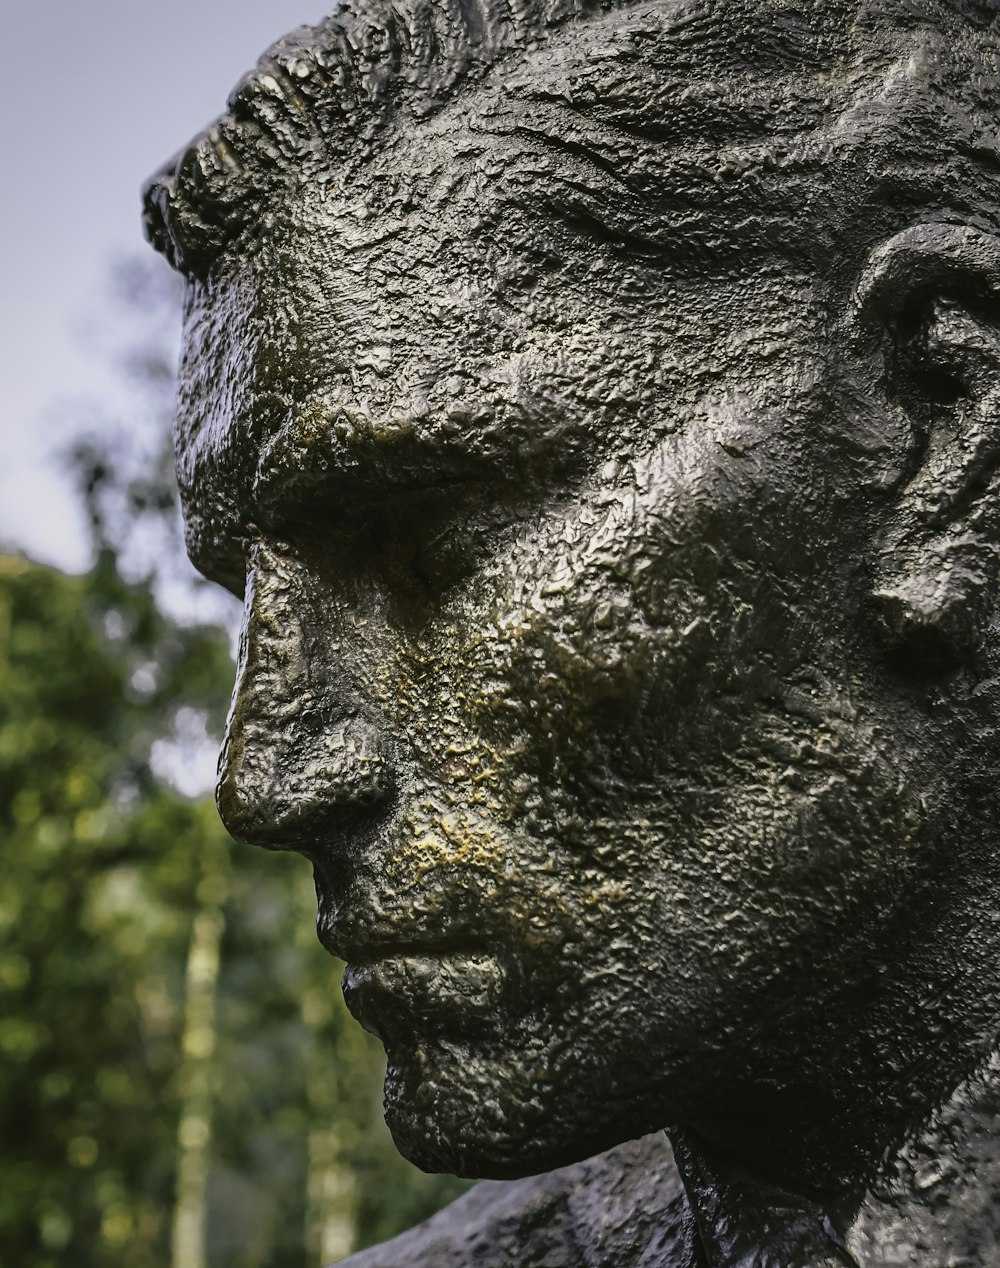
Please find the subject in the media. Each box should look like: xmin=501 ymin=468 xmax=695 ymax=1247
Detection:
xmin=171 ymin=848 xmax=229 ymax=1268
xmin=305 ymin=1114 xmax=357 ymax=1266
xmin=300 ymin=874 xmax=358 ymax=1266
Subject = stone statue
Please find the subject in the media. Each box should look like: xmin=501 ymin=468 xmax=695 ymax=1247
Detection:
xmin=144 ymin=0 xmax=1000 ymax=1261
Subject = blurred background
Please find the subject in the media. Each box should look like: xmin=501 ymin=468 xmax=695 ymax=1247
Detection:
xmin=0 ymin=3 xmax=471 ymax=1264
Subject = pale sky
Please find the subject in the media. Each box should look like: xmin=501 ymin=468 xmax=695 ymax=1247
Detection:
xmin=0 ymin=0 xmax=325 ymax=571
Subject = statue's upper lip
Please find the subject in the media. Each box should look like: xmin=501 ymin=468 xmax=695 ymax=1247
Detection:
xmin=320 ymin=917 xmax=494 ymax=966
xmin=331 ymin=935 xmax=492 ymax=966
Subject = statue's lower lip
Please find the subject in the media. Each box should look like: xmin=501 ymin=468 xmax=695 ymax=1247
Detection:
xmin=341 ymin=949 xmax=505 ymax=1039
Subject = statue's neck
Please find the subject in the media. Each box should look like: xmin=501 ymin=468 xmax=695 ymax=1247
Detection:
xmin=668 ymin=1050 xmax=1000 ymax=1267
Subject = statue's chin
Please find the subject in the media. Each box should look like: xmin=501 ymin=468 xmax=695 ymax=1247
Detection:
xmin=380 ymin=1041 xmax=646 ymax=1181
xmin=381 ymin=1051 xmax=558 ymax=1179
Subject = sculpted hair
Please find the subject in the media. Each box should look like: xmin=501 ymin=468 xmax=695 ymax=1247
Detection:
xmin=143 ymin=0 xmax=1000 ymax=277
xmin=143 ymin=0 xmax=616 ymax=273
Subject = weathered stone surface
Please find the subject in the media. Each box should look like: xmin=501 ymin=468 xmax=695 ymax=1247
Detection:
xmin=146 ymin=2 xmax=1000 ymax=1262
xmin=340 ymin=1134 xmax=692 ymax=1266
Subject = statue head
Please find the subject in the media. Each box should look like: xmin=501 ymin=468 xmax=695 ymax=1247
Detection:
xmin=145 ymin=0 xmax=1000 ymax=1195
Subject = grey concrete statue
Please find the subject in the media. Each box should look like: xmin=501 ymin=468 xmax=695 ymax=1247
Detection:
xmin=144 ymin=0 xmax=1000 ymax=1262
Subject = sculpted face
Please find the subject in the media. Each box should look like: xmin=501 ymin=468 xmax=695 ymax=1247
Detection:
xmin=160 ymin=1 xmax=1000 ymax=1183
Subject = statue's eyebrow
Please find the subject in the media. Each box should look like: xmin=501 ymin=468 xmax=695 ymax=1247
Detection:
xmin=511 ymin=125 xmax=631 ymax=186
xmin=494 ymin=124 xmax=666 ymax=258
xmin=491 ymin=87 xmax=777 ymax=267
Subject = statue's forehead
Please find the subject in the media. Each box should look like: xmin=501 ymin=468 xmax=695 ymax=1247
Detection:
xmin=261 ymin=14 xmax=851 ymax=253
xmin=251 ymin=0 xmax=841 ymax=147
xmin=147 ymin=0 xmax=860 ymax=273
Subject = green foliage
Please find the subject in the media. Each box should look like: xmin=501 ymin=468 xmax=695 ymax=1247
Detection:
xmin=0 ymin=555 xmax=228 ymax=1266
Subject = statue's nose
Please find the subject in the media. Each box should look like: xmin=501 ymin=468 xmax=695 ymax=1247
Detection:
xmin=216 ymin=544 xmax=394 ymax=850
xmin=217 ymin=702 xmax=393 ymax=849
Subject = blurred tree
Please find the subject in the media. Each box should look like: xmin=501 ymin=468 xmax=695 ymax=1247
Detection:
xmin=0 ymin=259 xmax=471 ymax=1268
xmin=0 ymin=551 xmax=233 ymax=1266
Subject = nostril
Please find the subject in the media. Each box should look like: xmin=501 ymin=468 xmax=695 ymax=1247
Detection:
xmin=215 ymin=717 xmax=394 ymax=850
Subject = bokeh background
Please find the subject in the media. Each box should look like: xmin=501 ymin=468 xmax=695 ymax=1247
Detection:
xmin=1 ymin=3 xmax=472 ymax=1264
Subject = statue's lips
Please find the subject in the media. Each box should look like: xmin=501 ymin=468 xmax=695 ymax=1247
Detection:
xmin=341 ymin=947 xmax=505 ymax=1041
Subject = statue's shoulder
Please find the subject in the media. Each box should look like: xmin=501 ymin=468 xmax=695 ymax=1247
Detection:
xmin=336 ymin=1132 xmax=693 ymax=1267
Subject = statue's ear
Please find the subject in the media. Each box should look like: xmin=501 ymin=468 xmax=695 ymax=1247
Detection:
xmin=852 ymin=224 xmax=1000 ymax=671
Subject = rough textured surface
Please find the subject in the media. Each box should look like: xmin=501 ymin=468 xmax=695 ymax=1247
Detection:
xmin=146 ymin=1 xmax=1000 ymax=1262
xmin=339 ymin=1133 xmax=693 ymax=1266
